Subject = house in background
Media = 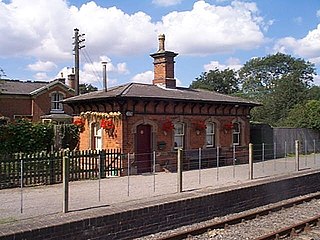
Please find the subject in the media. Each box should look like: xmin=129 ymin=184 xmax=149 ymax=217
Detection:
xmin=0 ymin=75 xmax=75 ymax=124
xmin=65 ymin=34 xmax=259 ymax=173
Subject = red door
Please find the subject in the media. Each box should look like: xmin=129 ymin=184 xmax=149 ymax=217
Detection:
xmin=136 ymin=124 xmax=152 ymax=174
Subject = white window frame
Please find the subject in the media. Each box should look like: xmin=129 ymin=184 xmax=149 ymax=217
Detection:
xmin=93 ymin=124 xmax=103 ymax=150
xmin=206 ymin=122 xmax=215 ymax=147
xmin=232 ymin=122 xmax=241 ymax=146
xmin=51 ymin=92 xmax=64 ymax=113
xmin=174 ymin=122 xmax=184 ymax=149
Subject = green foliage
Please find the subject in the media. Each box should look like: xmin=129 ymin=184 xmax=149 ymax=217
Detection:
xmin=282 ymin=100 xmax=320 ymax=130
xmin=238 ymin=53 xmax=316 ymax=126
xmin=79 ymin=83 xmax=98 ymax=94
xmin=239 ymin=53 xmax=315 ymax=100
xmin=0 ymin=120 xmax=54 ymax=154
xmin=190 ymin=68 xmax=239 ymax=94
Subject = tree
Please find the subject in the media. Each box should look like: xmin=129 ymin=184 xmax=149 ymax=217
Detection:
xmin=190 ymin=68 xmax=239 ymax=94
xmin=282 ymin=100 xmax=320 ymax=130
xmin=238 ymin=53 xmax=316 ymax=126
xmin=79 ymin=83 xmax=98 ymax=94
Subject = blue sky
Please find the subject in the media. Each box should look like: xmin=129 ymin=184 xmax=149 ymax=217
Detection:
xmin=0 ymin=0 xmax=320 ymax=88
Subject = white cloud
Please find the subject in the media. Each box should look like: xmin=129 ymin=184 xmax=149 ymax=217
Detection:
xmin=159 ymin=0 xmax=266 ymax=55
xmin=273 ymin=24 xmax=320 ymax=63
xmin=313 ymin=74 xmax=320 ymax=85
xmin=131 ymin=71 xmax=153 ymax=84
xmin=204 ymin=57 xmax=242 ymax=72
xmin=33 ymin=72 xmax=49 ymax=80
xmin=28 ymin=60 xmax=57 ymax=72
xmin=0 ymin=0 xmax=267 ymax=61
xmin=152 ymin=0 xmax=182 ymax=7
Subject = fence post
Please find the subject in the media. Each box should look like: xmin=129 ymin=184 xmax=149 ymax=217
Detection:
xmin=198 ymin=148 xmax=201 ymax=185
xmin=62 ymin=150 xmax=70 ymax=213
xmin=314 ymin=139 xmax=316 ymax=165
xmin=216 ymin=146 xmax=220 ymax=181
xmin=295 ymin=140 xmax=300 ymax=171
xmin=49 ymin=153 xmax=54 ymax=184
xmin=177 ymin=148 xmax=183 ymax=193
xmin=20 ymin=156 xmax=24 ymax=214
xmin=100 ymin=150 xmax=106 ymax=178
xmin=249 ymin=143 xmax=253 ymax=180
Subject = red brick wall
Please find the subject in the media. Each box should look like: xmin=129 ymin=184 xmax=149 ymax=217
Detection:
xmin=0 ymin=95 xmax=32 ymax=119
xmin=77 ymin=113 xmax=250 ymax=152
xmin=32 ymin=86 xmax=74 ymax=121
xmin=0 ymin=84 xmax=74 ymax=122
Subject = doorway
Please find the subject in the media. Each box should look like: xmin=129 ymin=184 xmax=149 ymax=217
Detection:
xmin=136 ymin=124 xmax=152 ymax=174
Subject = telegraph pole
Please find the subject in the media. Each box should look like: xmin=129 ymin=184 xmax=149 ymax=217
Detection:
xmin=73 ymin=28 xmax=85 ymax=95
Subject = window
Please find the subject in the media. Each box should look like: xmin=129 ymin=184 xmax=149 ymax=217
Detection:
xmin=174 ymin=122 xmax=184 ymax=149
xmin=232 ymin=122 xmax=241 ymax=145
xmin=206 ymin=122 xmax=215 ymax=147
xmin=51 ymin=92 xmax=64 ymax=112
xmin=93 ymin=124 xmax=102 ymax=150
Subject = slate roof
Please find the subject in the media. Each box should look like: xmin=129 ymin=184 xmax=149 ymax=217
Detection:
xmin=64 ymin=82 xmax=259 ymax=106
xmin=0 ymin=79 xmax=48 ymax=95
xmin=0 ymin=79 xmax=74 ymax=95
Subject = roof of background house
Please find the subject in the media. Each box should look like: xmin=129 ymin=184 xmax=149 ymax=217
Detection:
xmin=64 ymin=82 xmax=260 ymax=106
xmin=0 ymin=79 xmax=74 ymax=95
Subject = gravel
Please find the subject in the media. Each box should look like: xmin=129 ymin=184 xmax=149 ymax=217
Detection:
xmin=135 ymin=192 xmax=320 ymax=240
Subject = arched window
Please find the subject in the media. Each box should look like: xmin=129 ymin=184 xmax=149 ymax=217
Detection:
xmin=174 ymin=122 xmax=184 ymax=149
xmin=51 ymin=92 xmax=64 ymax=112
xmin=232 ymin=122 xmax=241 ymax=146
xmin=206 ymin=122 xmax=215 ymax=147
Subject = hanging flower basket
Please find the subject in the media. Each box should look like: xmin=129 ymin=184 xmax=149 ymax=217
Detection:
xmin=224 ymin=122 xmax=234 ymax=132
xmin=162 ymin=119 xmax=174 ymax=132
xmin=101 ymin=118 xmax=115 ymax=130
xmin=193 ymin=121 xmax=206 ymax=131
xmin=73 ymin=117 xmax=85 ymax=132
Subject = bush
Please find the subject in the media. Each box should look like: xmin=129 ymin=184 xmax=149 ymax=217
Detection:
xmin=0 ymin=120 xmax=54 ymax=154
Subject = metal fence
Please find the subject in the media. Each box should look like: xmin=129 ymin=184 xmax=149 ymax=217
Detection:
xmin=1 ymin=140 xmax=320 ymax=220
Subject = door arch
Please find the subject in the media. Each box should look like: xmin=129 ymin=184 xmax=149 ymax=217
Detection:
xmin=136 ymin=124 xmax=152 ymax=173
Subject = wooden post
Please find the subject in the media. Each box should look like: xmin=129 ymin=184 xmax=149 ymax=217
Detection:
xmin=63 ymin=150 xmax=70 ymax=213
xmin=295 ymin=140 xmax=300 ymax=171
xmin=177 ymin=148 xmax=183 ymax=193
xmin=249 ymin=143 xmax=253 ymax=180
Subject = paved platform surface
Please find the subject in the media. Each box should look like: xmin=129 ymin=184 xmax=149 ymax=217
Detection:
xmin=0 ymin=155 xmax=319 ymax=234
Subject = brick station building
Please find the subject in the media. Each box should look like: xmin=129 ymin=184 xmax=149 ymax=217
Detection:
xmin=65 ymin=34 xmax=259 ymax=173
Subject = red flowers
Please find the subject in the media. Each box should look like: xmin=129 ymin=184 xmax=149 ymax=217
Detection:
xmin=162 ymin=119 xmax=174 ymax=132
xmin=101 ymin=119 xmax=115 ymax=130
xmin=193 ymin=121 xmax=206 ymax=131
xmin=224 ymin=122 xmax=234 ymax=130
xmin=73 ymin=117 xmax=85 ymax=127
xmin=73 ymin=117 xmax=85 ymax=132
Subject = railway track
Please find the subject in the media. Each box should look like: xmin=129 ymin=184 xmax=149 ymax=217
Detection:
xmin=139 ymin=192 xmax=320 ymax=240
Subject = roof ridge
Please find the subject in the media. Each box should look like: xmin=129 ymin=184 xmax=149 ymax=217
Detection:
xmin=118 ymin=82 xmax=134 ymax=96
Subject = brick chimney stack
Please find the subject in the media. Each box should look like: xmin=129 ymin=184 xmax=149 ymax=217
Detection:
xmin=67 ymin=68 xmax=76 ymax=90
xmin=150 ymin=34 xmax=178 ymax=88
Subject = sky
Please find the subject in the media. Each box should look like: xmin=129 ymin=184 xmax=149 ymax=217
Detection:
xmin=0 ymin=0 xmax=320 ymax=89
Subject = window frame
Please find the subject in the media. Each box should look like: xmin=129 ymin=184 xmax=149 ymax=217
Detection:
xmin=174 ymin=122 xmax=185 ymax=149
xmin=51 ymin=92 xmax=64 ymax=113
xmin=205 ymin=122 xmax=215 ymax=148
xmin=93 ymin=123 xmax=103 ymax=150
xmin=232 ymin=122 xmax=241 ymax=146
